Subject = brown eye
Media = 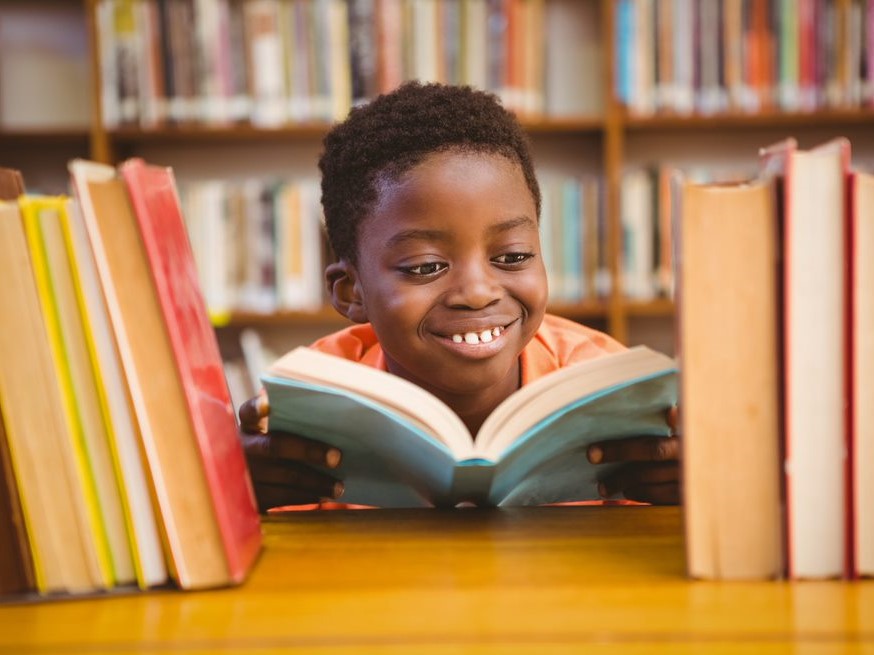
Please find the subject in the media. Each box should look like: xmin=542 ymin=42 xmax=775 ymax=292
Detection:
xmin=493 ymin=252 xmax=533 ymax=265
xmin=401 ymin=262 xmax=447 ymax=276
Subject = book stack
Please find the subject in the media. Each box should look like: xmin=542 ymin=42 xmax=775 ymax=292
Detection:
xmin=95 ymin=0 xmax=601 ymax=128
xmin=0 ymin=161 xmax=262 ymax=599
xmin=678 ymin=137 xmax=873 ymax=580
xmin=615 ymin=0 xmax=874 ymax=116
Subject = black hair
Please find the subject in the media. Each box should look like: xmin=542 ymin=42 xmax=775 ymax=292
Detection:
xmin=318 ymin=81 xmax=541 ymax=263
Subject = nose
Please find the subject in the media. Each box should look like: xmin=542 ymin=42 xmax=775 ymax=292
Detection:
xmin=444 ymin=261 xmax=501 ymax=310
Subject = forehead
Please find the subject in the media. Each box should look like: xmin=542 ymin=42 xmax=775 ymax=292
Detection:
xmin=369 ymin=150 xmax=535 ymax=224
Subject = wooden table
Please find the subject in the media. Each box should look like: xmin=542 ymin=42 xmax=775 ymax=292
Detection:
xmin=0 ymin=506 xmax=871 ymax=653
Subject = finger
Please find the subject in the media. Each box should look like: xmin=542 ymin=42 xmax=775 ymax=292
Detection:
xmin=598 ymin=461 xmax=678 ymax=498
xmin=249 ymin=459 xmax=344 ymax=500
xmin=239 ymin=392 xmax=269 ymax=434
xmin=622 ymin=482 xmax=680 ymax=505
xmin=243 ymin=432 xmax=342 ymax=469
xmin=666 ymin=405 xmax=679 ymax=432
xmin=588 ymin=435 xmax=679 ymax=464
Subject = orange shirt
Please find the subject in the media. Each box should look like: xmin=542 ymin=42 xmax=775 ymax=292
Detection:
xmin=271 ymin=315 xmax=627 ymax=512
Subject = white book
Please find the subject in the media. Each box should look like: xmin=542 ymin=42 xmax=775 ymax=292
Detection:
xmin=761 ymin=138 xmax=850 ymax=579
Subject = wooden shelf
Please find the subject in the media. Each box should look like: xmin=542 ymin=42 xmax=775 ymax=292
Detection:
xmin=210 ymin=300 xmax=668 ymax=329
xmin=546 ymin=300 xmax=610 ymax=320
xmin=1 ymin=508 xmax=867 ymax=651
xmin=519 ymin=116 xmax=605 ymax=133
xmin=107 ymin=116 xmax=606 ymax=143
xmin=624 ymin=298 xmax=676 ymax=318
xmin=108 ymin=123 xmax=334 ymax=143
xmin=212 ymin=308 xmax=351 ymax=328
xmin=623 ymin=107 xmax=874 ymax=131
xmin=0 ymin=128 xmax=90 ymax=145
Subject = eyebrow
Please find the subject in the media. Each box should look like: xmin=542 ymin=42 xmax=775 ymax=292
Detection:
xmin=385 ymin=216 xmax=537 ymax=248
xmin=487 ymin=215 xmax=538 ymax=235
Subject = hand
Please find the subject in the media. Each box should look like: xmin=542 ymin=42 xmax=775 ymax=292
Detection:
xmin=239 ymin=391 xmax=344 ymax=511
xmin=586 ymin=406 xmax=680 ymax=505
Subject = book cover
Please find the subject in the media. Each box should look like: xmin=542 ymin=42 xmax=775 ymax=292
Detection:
xmin=19 ymin=196 xmax=118 ymax=590
xmin=0 ymin=201 xmax=101 ymax=594
xmin=0 ymin=401 xmax=36 ymax=595
xmin=262 ymin=345 xmax=677 ymax=508
xmin=118 ymin=158 xmax=262 ymax=584
xmin=0 ymin=167 xmax=25 ymax=200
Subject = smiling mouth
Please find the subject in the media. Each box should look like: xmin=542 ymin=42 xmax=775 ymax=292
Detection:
xmin=450 ymin=326 xmax=503 ymax=345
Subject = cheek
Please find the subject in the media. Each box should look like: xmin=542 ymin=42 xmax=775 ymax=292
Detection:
xmin=516 ymin=266 xmax=549 ymax=307
xmin=366 ymin=276 xmax=432 ymax=323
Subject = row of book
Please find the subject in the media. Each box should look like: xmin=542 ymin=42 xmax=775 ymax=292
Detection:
xmin=180 ymin=172 xmax=611 ymax=320
xmin=679 ymin=137 xmax=873 ymax=579
xmin=540 ymin=175 xmax=610 ymax=303
xmin=620 ymin=164 xmax=757 ymax=301
xmin=180 ymin=177 xmax=328 ymax=318
xmin=0 ymin=162 xmax=261 ymax=598
xmin=615 ymin=0 xmax=874 ymax=116
xmin=97 ymin=0 xmax=601 ymax=128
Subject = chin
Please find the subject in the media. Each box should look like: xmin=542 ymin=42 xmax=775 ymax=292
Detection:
xmin=429 ymin=358 xmax=518 ymax=396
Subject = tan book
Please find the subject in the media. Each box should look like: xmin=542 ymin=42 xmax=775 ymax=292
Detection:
xmin=678 ymin=176 xmax=783 ymax=580
xmin=20 ymin=196 xmax=133 ymax=589
xmin=0 ymin=201 xmax=102 ymax=594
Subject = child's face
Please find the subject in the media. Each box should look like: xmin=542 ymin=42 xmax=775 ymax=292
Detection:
xmin=346 ymin=150 xmax=548 ymax=402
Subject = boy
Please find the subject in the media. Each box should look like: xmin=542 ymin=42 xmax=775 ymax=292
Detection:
xmin=240 ymin=82 xmax=678 ymax=510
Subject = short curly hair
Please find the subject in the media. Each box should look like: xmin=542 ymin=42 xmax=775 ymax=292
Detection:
xmin=318 ymin=81 xmax=541 ymax=263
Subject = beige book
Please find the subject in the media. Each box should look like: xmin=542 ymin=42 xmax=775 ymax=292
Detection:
xmin=678 ymin=176 xmax=783 ymax=580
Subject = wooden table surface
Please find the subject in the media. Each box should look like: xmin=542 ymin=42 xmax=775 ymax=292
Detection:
xmin=0 ymin=506 xmax=872 ymax=654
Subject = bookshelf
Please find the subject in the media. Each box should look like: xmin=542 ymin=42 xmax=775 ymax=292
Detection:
xmin=4 ymin=0 xmax=874 ymax=352
xmin=0 ymin=0 xmax=92 ymax=192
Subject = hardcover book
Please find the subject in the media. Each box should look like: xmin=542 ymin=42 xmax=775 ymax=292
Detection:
xmin=262 ymin=345 xmax=677 ymax=508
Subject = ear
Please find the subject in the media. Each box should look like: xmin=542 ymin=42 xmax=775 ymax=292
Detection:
xmin=325 ymin=260 xmax=368 ymax=323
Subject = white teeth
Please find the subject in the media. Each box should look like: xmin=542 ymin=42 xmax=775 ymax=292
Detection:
xmin=450 ymin=327 xmax=504 ymax=345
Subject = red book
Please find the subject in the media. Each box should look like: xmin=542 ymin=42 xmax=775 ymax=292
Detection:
xmin=850 ymin=169 xmax=874 ymax=578
xmin=118 ymin=158 xmax=261 ymax=585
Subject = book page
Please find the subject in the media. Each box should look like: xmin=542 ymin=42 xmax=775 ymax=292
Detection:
xmin=477 ymin=346 xmax=676 ymax=458
xmin=267 ymin=347 xmax=474 ymax=455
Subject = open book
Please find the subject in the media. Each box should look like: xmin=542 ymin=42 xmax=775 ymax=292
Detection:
xmin=262 ymin=346 xmax=677 ymax=507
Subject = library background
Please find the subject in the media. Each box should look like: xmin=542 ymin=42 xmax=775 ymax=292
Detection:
xmin=1 ymin=0 xmax=873 ymax=409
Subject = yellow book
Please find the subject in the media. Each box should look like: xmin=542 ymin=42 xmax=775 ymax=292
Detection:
xmin=19 ymin=196 xmax=120 ymax=589
xmin=0 ymin=201 xmax=99 ymax=594
xmin=61 ymin=199 xmax=168 ymax=589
